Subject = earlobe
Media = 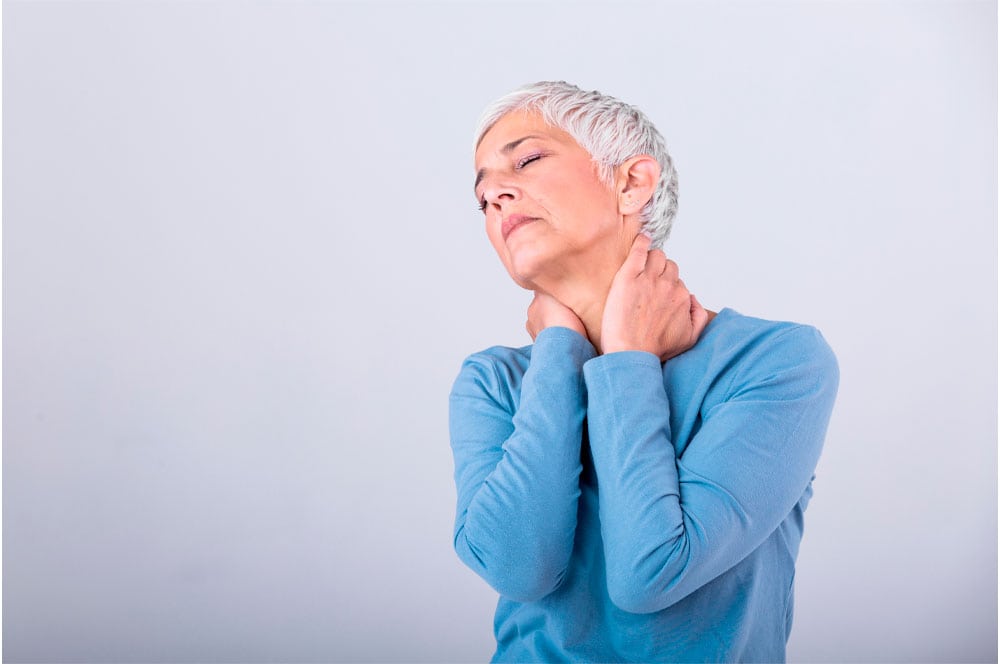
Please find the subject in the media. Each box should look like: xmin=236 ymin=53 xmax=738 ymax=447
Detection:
xmin=617 ymin=155 xmax=661 ymax=214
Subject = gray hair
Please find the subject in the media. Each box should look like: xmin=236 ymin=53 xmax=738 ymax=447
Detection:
xmin=474 ymin=81 xmax=679 ymax=248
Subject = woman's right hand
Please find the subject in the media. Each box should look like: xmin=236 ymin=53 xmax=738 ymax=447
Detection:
xmin=527 ymin=292 xmax=587 ymax=341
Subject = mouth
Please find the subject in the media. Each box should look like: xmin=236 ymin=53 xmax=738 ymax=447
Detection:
xmin=501 ymin=214 xmax=539 ymax=241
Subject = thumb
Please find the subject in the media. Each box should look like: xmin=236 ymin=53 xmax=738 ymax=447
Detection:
xmin=623 ymin=233 xmax=652 ymax=275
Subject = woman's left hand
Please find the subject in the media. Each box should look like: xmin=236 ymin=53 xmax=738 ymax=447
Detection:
xmin=601 ymin=234 xmax=709 ymax=361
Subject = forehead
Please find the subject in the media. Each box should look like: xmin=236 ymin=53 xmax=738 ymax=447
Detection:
xmin=474 ymin=111 xmax=577 ymax=166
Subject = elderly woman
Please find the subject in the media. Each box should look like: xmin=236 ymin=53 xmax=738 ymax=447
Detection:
xmin=449 ymin=81 xmax=838 ymax=662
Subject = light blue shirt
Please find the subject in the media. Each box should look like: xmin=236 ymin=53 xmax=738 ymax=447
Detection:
xmin=449 ymin=308 xmax=839 ymax=662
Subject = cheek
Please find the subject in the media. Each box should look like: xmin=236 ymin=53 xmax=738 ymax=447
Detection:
xmin=548 ymin=196 xmax=616 ymax=247
xmin=546 ymin=174 xmax=615 ymax=231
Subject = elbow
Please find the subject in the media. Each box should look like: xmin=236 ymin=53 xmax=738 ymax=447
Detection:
xmin=607 ymin=578 xmax=670 ymax=615
xmin=605 ymin=542 xmax=691 ymax=614
xmin=454 ymin=527 xmax=568 ymax=602
xmin=492 ymin=564 xmax=567 ymax=603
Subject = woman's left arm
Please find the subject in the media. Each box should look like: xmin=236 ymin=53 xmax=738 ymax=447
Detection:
xmin=589 ymin=235 xmax=839 ymax=613
xmin=584 ymin=324 xmax=839 ymax=614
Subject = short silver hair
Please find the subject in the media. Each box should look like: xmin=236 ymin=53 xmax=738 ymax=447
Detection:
xmin=474 ymin=80 xmax=679 ymax=248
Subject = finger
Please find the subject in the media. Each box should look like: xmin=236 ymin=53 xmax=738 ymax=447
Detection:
xmin=527 ymin=292 xmax=542 ymax=316
xmin=624 ymin=233 xmax=652 ymax=275
xmin=689 ymin=294 xmax=710 ymax=341
xmin=526 ymin=294 xmax=538 ymax=339
xmin=661 ymin=259 xmax=679 ymax=281
xmin=675 ymin=278 xmax=691 ymax=302
xmin=645 ymin=248 xmax=667 ymax=275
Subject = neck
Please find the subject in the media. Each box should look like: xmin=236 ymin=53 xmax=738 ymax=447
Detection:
xmin=531 ymin=227 xmax=638 ymax=353
xmin=550 ymin=279 xmax=612 ymax=352
xmin=533 ymin=248 xmax=623 ymax=352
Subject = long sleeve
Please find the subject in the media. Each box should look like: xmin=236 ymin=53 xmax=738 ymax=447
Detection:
xmin=583 ymin=324 xmax=839 ymax=614
xmin=449 ymin=327 xmax=597 ymax=602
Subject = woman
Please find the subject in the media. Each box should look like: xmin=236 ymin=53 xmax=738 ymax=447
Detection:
xmin=450 ymin=81 xmax=838 ymax=662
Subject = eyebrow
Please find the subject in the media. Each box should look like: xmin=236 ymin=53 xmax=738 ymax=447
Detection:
xmin=474 ymin=134 xmax=545 ymax=193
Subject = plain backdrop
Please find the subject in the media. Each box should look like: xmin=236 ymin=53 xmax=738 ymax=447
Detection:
xmin=3 ymin=1 xmax=997 ymax=662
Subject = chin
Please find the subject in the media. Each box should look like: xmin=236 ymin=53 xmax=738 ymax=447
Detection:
xmin=502 ymin=261 xmax=537 ymax=291
xmin=504 ymin=246 xmax=552 ymax=291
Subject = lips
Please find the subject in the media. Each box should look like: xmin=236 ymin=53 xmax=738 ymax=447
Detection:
xmin=501 ymin=214 xmax=539 ymax=241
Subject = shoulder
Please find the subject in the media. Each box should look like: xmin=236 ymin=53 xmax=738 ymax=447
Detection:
xmin=458 ymin=342 xmax=533 ymax=384
xmin=449 ymin=342 xmax=533 ymax=411
xmin=704 ymin=308 xmax=836 ymax=366
xmin=684 ymin=308 xmax=839 ymax=399
xmin=453 ymin=326 xmax=596 ymax=397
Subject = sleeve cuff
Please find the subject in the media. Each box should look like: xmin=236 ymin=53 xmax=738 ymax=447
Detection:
xmin=583 ymin=350 xmax=668 ymax=402
xmin=532 ymin=327 xmax=598 ymax=366
xmin=584 ymin=349 xmax=662 ymax=374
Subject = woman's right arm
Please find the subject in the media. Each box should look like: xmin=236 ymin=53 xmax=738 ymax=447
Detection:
xmin=449 ymin=326 xmax=595 ymax=602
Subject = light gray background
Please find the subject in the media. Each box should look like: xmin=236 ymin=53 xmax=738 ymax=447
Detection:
xmin=4 ymin=1 xmax=996 ymax=662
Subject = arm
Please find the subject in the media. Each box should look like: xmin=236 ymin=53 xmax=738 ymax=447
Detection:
xmin=591 ymin=234 xmax=838 ymax=613
xmin=585 ymin=325 xmax=839 ymax=614
xmin=449 ymin=326 xmax=596 ymax=601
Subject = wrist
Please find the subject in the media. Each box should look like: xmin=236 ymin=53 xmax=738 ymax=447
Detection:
xmin=542 ymin=318 xmax=585 ymax=337
xmin=601 ymin=336 xmax=642 ymax=356
xmin=534 ymin=326 xmax=598 ymax=360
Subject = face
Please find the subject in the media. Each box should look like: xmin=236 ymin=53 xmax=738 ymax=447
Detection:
xmin=473 ymin=111 xmax=624 ymax=290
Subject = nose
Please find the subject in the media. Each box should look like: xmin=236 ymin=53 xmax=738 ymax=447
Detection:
xmin=481 ymin=177 xmax=521 ymax=212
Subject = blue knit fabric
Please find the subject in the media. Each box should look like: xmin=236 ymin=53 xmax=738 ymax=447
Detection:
xmin=449 ymin=308 xmax=839 ymax=662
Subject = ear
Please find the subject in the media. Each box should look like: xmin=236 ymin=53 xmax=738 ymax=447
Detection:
xmin=616 ymin=155 xmax=661 ymax=215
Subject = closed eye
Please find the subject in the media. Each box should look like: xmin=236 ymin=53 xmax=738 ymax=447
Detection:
xmin=474 ymin=152 xmax=545 ymax=213
xmin=516 ymin=153 xmax=543 ymax=169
